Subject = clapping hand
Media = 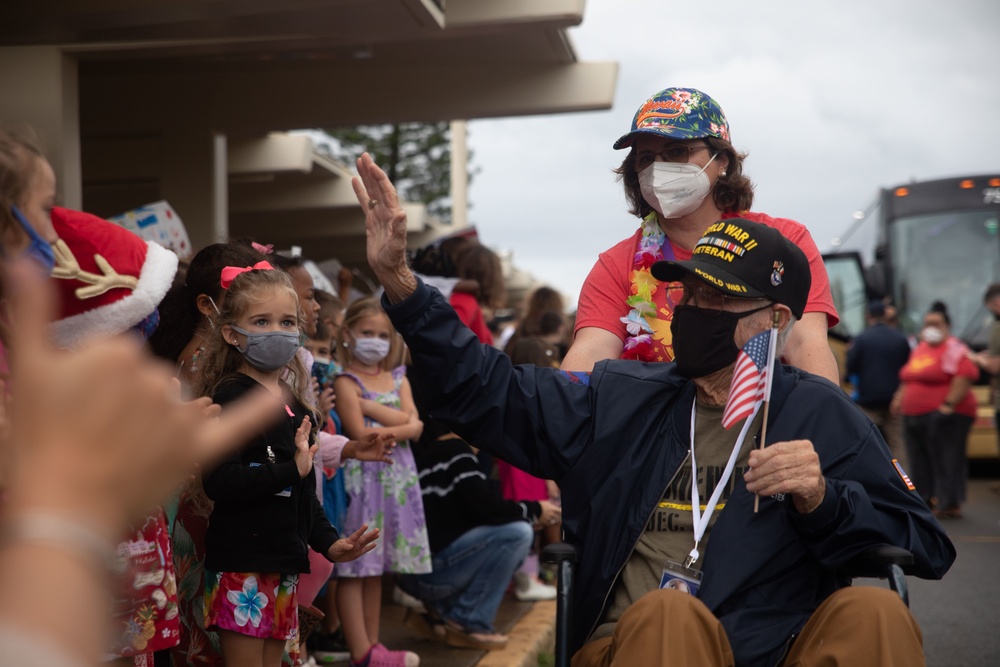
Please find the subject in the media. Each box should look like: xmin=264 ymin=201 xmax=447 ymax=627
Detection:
xmin=293 ymin=415 xmax=318 ymax=478
xmin=351 ymin=432 xmax=396 ymax=465
xmin=319 ymin=384 xmax=336 ymax=416
xmin=328 ymin=523 xmax=380 ymax=563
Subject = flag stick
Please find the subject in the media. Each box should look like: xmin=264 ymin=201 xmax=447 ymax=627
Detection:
xmin=753 ymin=310 xmax=781 ymax=514
xmin=752 ymin=402 xmax=772 ymax=513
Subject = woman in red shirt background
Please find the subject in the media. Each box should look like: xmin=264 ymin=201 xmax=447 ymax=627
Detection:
xmin=894 ymin=302 xmax=978 ymax=518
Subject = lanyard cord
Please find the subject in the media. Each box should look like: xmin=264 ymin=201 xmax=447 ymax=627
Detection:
xmin=685 ymin=400 xmax=759 ymax=567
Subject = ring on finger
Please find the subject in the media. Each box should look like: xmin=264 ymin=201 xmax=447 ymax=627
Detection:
xmin=368 ymin=198 xmax=378 ymax=209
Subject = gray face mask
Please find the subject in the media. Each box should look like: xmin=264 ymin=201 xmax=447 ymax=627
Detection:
xmin=231 ymin=325 xmax=300 ymax=372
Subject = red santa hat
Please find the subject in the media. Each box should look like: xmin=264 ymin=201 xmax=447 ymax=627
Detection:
xmin=49 ymin=206 xmax=179 ymax=349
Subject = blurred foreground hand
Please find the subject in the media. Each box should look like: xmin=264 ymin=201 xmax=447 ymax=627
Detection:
xmin=1 ymin=260 xmax=280 ymax=533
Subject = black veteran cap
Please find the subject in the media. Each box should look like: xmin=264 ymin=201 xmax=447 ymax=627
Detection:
xmin=651 ymin=218 xmax=811 ymax=318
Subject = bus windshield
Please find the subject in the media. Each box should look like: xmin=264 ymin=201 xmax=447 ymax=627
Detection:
xmin=888 ymin=208 xmax=1000 ymax=347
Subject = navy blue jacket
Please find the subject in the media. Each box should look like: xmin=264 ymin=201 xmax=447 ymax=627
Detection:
xmin=385 ymin=281 xmax=954 ymax=667
xmin=846 ymin=323 xmax=912 ymax=407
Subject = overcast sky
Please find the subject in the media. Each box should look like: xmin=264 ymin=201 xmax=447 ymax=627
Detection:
xmin=466 ymin=0 xmax=1000 ymax=310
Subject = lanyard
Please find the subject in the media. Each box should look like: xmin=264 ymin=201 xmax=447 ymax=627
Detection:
xmin=684 ymin=401 xmax=758 ymax=568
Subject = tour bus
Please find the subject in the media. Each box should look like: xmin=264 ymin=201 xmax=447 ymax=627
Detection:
xmin=824 ymin=174 xmax=1000 ymax=460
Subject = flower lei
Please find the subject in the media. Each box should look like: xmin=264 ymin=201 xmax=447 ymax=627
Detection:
xmin=620 ymin=212 xmax=679 ymax=362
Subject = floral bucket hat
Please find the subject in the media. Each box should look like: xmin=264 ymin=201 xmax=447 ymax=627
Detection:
xmin=613 ymin=87 xmax=731 ymax=149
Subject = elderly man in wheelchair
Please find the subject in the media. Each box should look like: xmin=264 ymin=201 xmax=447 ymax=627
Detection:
xmin=355 ymin=153 xmax=955 ymax=667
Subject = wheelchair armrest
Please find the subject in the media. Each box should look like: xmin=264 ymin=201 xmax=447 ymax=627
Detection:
xmin=541 ymin=542 xmax=579 ymax=565
xmin=840 ymin=545 xmax=913 ymax=607
xmin=841 ymin=545 xmax=914 ymax=579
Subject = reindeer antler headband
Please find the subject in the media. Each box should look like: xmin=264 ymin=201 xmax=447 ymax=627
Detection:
xmin=48 ymin=206 xmax=178 ymax=349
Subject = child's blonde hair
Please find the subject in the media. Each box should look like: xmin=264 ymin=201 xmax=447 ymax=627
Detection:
xmin=199 ymin=267 xmax=315 ymax=416
xmin=336 ymin=297 xmax=403 ymax=371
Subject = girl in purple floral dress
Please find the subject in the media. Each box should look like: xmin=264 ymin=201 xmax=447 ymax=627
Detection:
xmin=334 ymin=297 xmax=430 ymax=667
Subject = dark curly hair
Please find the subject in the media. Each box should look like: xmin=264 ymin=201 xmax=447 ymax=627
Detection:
xmin=614 ymin=136 xmax=755 ymax=219
xmin=148 ymin=240 xmax=265 ymax=362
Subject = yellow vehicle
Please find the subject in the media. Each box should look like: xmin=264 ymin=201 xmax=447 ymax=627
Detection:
xmin=824 ymin=174 xmax=1000 ymax=461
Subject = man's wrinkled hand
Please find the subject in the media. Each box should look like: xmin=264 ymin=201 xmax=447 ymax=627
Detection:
xmin=744 ymin=439 xmax=825 ymax=514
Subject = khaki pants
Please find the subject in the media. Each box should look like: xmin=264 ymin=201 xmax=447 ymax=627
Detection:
xmin=572 ymin=586 xmax=924 ymax=667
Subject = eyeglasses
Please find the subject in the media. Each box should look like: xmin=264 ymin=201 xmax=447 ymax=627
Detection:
xmin=667 ymin=282 xmax=772 ymax=317
xmin=635 ymin=143 xmax=711 ymax=170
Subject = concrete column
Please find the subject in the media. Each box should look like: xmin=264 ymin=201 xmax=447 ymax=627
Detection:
xmin=0 ymin=46 xmax=81 ymax=209
xmin=450 ymin=119 xmax=469 ymax=228
xmin=160 ymin=130 xmax=229 ymax=251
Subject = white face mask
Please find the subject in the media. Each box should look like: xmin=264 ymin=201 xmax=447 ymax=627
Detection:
xmin=352 ymin=337 xmax=391 ymax=366
xmin=921 ymin=326 xmax=945 ymax=345
xmin=638 ymin=153 xmax=718 ymax=219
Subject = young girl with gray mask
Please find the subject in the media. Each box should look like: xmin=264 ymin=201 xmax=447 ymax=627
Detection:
xmin=333 ymin=297 xmax=429 ymax=667
xmin=197 ymin=263 xmax=379 ymax=667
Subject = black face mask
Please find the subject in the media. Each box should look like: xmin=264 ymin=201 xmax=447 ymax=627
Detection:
xmin=672 ymin=303 xmax=772 ymax=378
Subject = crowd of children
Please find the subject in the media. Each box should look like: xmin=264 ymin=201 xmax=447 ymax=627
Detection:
xmin=159 ymin=244 xmax=571 ymax=667
xmin=0 ymin=119 xmax=573 ymax=667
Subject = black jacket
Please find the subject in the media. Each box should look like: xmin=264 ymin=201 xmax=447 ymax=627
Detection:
xmin=203 ymin=374 xmax=339 ymax=573
xmin=385 ymin=280 xmax=955 ymax=667
xmin=412 ymin=436 xmax=541 ymax=553
xmin=846 ymin=323 xmax=912 ymax=407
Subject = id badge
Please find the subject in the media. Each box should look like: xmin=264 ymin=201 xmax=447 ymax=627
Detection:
xmin=659 ymin=560 xmax=703 ymax=596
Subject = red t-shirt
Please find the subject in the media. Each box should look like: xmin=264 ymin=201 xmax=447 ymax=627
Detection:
xmin=899 ymin=337 xmax=978 ymax=417
xmin=575 ymin=210 xmax=839 ymax=362
xmin=450 ymin=291 xmax=494 ymax=346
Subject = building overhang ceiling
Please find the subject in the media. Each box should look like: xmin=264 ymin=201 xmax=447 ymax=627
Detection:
xmin=4 ymin=0 xmax=616 ymax=300
xmin=4 ymin=1 xmax=616 ymax=134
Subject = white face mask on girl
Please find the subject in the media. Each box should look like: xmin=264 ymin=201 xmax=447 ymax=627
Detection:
xmin=638 ymin=152 xmax=718 ymax=219
xmin=352 ymin=337 xmax=391 ymax=366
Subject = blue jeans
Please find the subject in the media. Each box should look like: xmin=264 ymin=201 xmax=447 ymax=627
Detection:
xmin=398 ymin=521 xmax=533 ymax=633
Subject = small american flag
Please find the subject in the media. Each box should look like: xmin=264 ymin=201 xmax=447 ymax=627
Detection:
xmin=893 ymin=459 xmax=916 ymax=491
xmin=722 ymin=329 xmax=776 ymax=429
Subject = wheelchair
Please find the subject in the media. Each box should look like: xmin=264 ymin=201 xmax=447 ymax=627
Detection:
xmin=541 ymin=543 xmax=914 ymax=667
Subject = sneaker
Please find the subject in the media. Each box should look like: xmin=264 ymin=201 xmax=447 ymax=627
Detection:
xmin=392 ymin=585 xmax=426 ymax=611
xmin=513 ymin=572 xmax=557 ymax=601
xmin=364 ymin=643 xmax=419 ymax=667
xmin=310 ymin=628 xmax=351 ymax=664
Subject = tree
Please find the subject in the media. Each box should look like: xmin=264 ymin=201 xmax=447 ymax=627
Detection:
xmin=320 ymin=122 xmax=474 ymax=224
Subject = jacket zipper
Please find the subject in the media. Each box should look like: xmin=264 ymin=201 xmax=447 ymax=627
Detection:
xmin=585 ymin=451 xmax=690 ymax=642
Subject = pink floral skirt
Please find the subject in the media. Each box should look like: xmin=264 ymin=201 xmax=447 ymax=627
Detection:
xmin=204 ymin=571 xmax=299 ymax=649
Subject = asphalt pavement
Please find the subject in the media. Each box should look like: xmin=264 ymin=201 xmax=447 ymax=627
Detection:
xmin=895 ymin=477 xmax=1000 ymax=666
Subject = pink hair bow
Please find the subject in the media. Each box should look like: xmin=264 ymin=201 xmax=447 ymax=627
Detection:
xmin=220 ymin=261 xmax=275 ymax=289
xmin=251 ymin=242 xmax=274 ymax=255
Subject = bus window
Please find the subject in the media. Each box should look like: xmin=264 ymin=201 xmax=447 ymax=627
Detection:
xmin=823 ymin=252 xmax=868 ymax=340
xmin=887 ymin=210 xmax=1000 ymax=346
